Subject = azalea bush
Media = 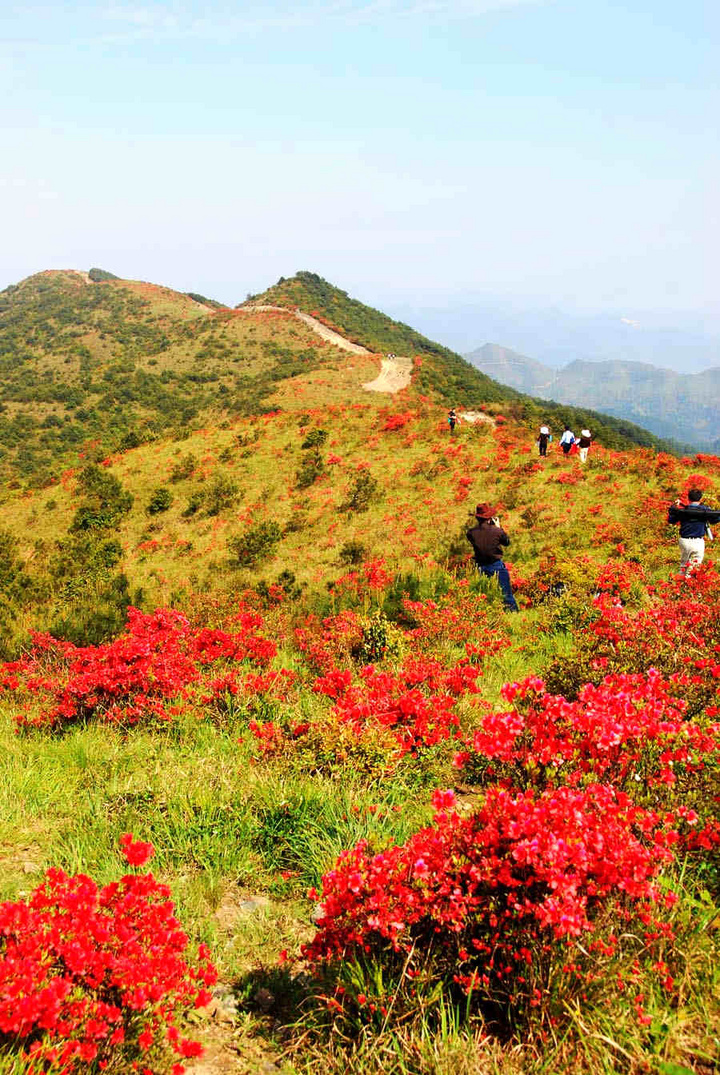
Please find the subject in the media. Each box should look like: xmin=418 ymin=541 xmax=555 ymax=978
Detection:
xmin=0 ymin=835 xmax=216 ymax=1074
xmin=304 ymin=786 xmax=679 ymax=1030
xmin=1 ymin=605 xmax=277 ymax=729
xmin=455 ymin=669 xmax=719 ymax=813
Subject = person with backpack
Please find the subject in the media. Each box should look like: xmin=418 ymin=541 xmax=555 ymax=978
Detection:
xmin=578 ymin=429 xmax=592 ymax=463
xmin=667 ymin=488 xmax=719 ymax=575
xmin=559 ymin=426 xmax=575 ymax=456
xmin=467 ymin=503 xmax=519 ymax=611
xmin=448 ymin=409 xmax=458 ymax=434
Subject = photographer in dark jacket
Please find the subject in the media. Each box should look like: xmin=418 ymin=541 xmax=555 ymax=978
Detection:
xmin=467 ymin=503 xmax=519 ymax=611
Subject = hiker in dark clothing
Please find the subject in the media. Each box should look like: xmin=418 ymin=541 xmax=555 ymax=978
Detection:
xmin=578 ymin=429 xmax=592 ymax=463
xmin=467 ymin=502 xmax=519 ymax=611
xmin=538 ymin=424 xmax=550 ymax=457
xmin=668 ymin=487 xmax=718 ymax=575
xmin=448 ymin=409 xmax=457 ymax=434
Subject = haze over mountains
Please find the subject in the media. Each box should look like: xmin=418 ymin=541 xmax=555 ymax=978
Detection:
xmin=387 ymin=299 xmax=720 ymax=375
xmin=465 ymin=342 xmax=720 ymax=452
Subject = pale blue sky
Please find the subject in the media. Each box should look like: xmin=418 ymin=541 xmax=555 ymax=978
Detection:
xmin=2 ymin=0 xmax=718 ymax=331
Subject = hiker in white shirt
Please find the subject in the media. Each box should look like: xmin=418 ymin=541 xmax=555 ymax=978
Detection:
xmin=559 ymin=427 xmax=575 ymax=456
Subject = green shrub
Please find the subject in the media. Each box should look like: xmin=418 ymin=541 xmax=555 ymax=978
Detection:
xmin=182 ymin=491 xmax=204 ymax=517
xmin=357 ymin=610 xmax=404 ymax=664
xmin=170 ymin=453 xmax=197 ymax=482
xmin=204 ymin=474 xmax=239 ymax=516
xmin=229 ymin=521 xmax=283 ymax=568
xmin=296 ymin=449 xmax=325 ymax=489
xmin=301 ymin=428 xmax=328 ymax=449
xmin=342 ymin=471 xmax=379 ymax=513
xmin=70 ymin=464 xmax=133 ymax=532
xmin=339 ymin=540 xmax=366 ymax=565
xmin=147 ymin=486 xmax=173 ymax=514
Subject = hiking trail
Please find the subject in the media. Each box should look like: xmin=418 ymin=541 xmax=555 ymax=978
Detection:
xmin=239 ymin=304 xmax=412 ymax=393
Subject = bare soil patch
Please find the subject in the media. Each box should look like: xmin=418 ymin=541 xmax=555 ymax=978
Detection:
xmin=362 ymin=354 xmax=413 ymax=394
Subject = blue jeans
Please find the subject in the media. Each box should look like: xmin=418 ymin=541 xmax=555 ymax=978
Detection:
xmin=478 ymin=560 xmax=519 ymax=611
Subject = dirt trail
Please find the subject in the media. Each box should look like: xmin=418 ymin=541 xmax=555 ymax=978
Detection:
xmin=239 ymin=304 xmax=413 ymax=393
xmin=458 ymin=409 xmax=496 ymax=427
xmin=362 ymin=354 xmax=413 ymax=394
xmin=240 ymin=304 xmax=370 ymax=356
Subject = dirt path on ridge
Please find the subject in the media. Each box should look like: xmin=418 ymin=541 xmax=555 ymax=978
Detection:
xmin=240 ymin=304 xmax=413 ymax=393
xmin=240 ymin=305 xmax=369 ymax=355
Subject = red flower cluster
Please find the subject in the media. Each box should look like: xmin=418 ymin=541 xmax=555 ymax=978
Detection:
xmin=331 ymin=559 xmax=394 ymax=600
xmin=305 ymin=784 xmax=674 ymax=1011
xmin=2 ymin=606 xmax=276 ymax=729
xmin=380 ymin=411 xmax=414 ymax=432
xmin=403 ymin=583 xmax=510 ymax=654
xmin=312 ymin=656 xmax=481 ymax=755
xmin=0 ymin=850 xmax=216 ymax=1073
xmin=455 ymin=669 xmax=719 ymax=799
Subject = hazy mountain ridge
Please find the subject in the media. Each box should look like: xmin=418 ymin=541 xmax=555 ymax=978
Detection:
xmin=466 ymin=343 xmax=720 ymax=451
xmin=391 ymin=300 xmax=720 ymax=374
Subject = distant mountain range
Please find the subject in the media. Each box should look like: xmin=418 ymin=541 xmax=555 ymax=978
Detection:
xmin=388 ymin=300 xmax=720 ymax=375
xmin=465 ymin=343 xmax=720 ymax=451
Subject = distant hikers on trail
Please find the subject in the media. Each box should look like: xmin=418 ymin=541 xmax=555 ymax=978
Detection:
xmin=448 ymin=409 xmax=457 ymax=433
xmin=467 ymin=503 xmax=519 ymax=612
xmin=668 ymin=488 xmax=720 ymax=576
xmin=538 ymin=424 xmax=551 ymax=456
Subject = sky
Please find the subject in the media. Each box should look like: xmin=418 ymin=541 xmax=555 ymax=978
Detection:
xmin=2 ymin=0 xmax=718 ymax=338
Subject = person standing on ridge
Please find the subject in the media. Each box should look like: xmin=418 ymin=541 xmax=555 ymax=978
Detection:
xmin=578 ymin=428 xmax=592 ymax=463
xmin=467 ymin=503 xmax=519 ymax=611
xmin=448 ymin=409 xmax=458 ymax=434
xmin=668 ymin=488 xmax=718 ymax=575
xmin=538 ymin=424 xmax=551 ymax=457
xmin=559 ymin=426 xmax=575 ymax=456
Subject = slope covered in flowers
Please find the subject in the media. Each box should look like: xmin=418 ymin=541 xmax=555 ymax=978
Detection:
xmin=0 ymin=358 xmax=718 ymax=1072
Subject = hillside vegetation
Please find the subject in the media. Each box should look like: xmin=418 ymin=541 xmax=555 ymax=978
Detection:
xmin=244 ymin=272 xmax=680 ymax=453
xmin=0 ymin=268 xmax=717 ymax=1075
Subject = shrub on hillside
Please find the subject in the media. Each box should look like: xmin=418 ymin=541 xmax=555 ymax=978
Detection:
xmin=182 ymin=475 xmax=239 ymax=517
xmin=295 ymin=449 xmax=325 ymax=489
xmin=170 ymin=453 xmax=198 ymax=482
xmin=341 ymin=470 xmax=379 ymax=513
xmin=203 ymin=474 xmax=239 ymax=516
xmin=70 ymin=464 xmax=133 ymax=532
xmin=50 ymin=568 xmax=131 ymax=647
xmin=304 ymin=785 xmax=679 ymax=1031
xmin=301 ymin=428 xmax=328 ymax=450
xmin=229 ymin=521 xmax=283 ymax=568
xmin=339 ymin=540 xmax=366 ymax=565
xmin=147 ymin=486 xmax=173 ymax=514
xmin=2 ymin=606 xmax=276 ymax=729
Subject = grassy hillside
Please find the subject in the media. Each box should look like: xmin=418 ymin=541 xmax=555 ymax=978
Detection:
xmin=0 ymin=268 xmax=718 ymax=1074
xmin=0 ymin=390 xmax=718 ymax=1074
xmin=0 ymin=271 xmax=352 ymax=484
xmin=245 ymin=272 xmax=682 ymax=454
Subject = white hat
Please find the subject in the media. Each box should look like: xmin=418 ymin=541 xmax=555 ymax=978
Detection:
xmin=540 ymin=425 xmax=550 ymax=434
xmin=581 ymin=429 xmax=591 ymax=438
